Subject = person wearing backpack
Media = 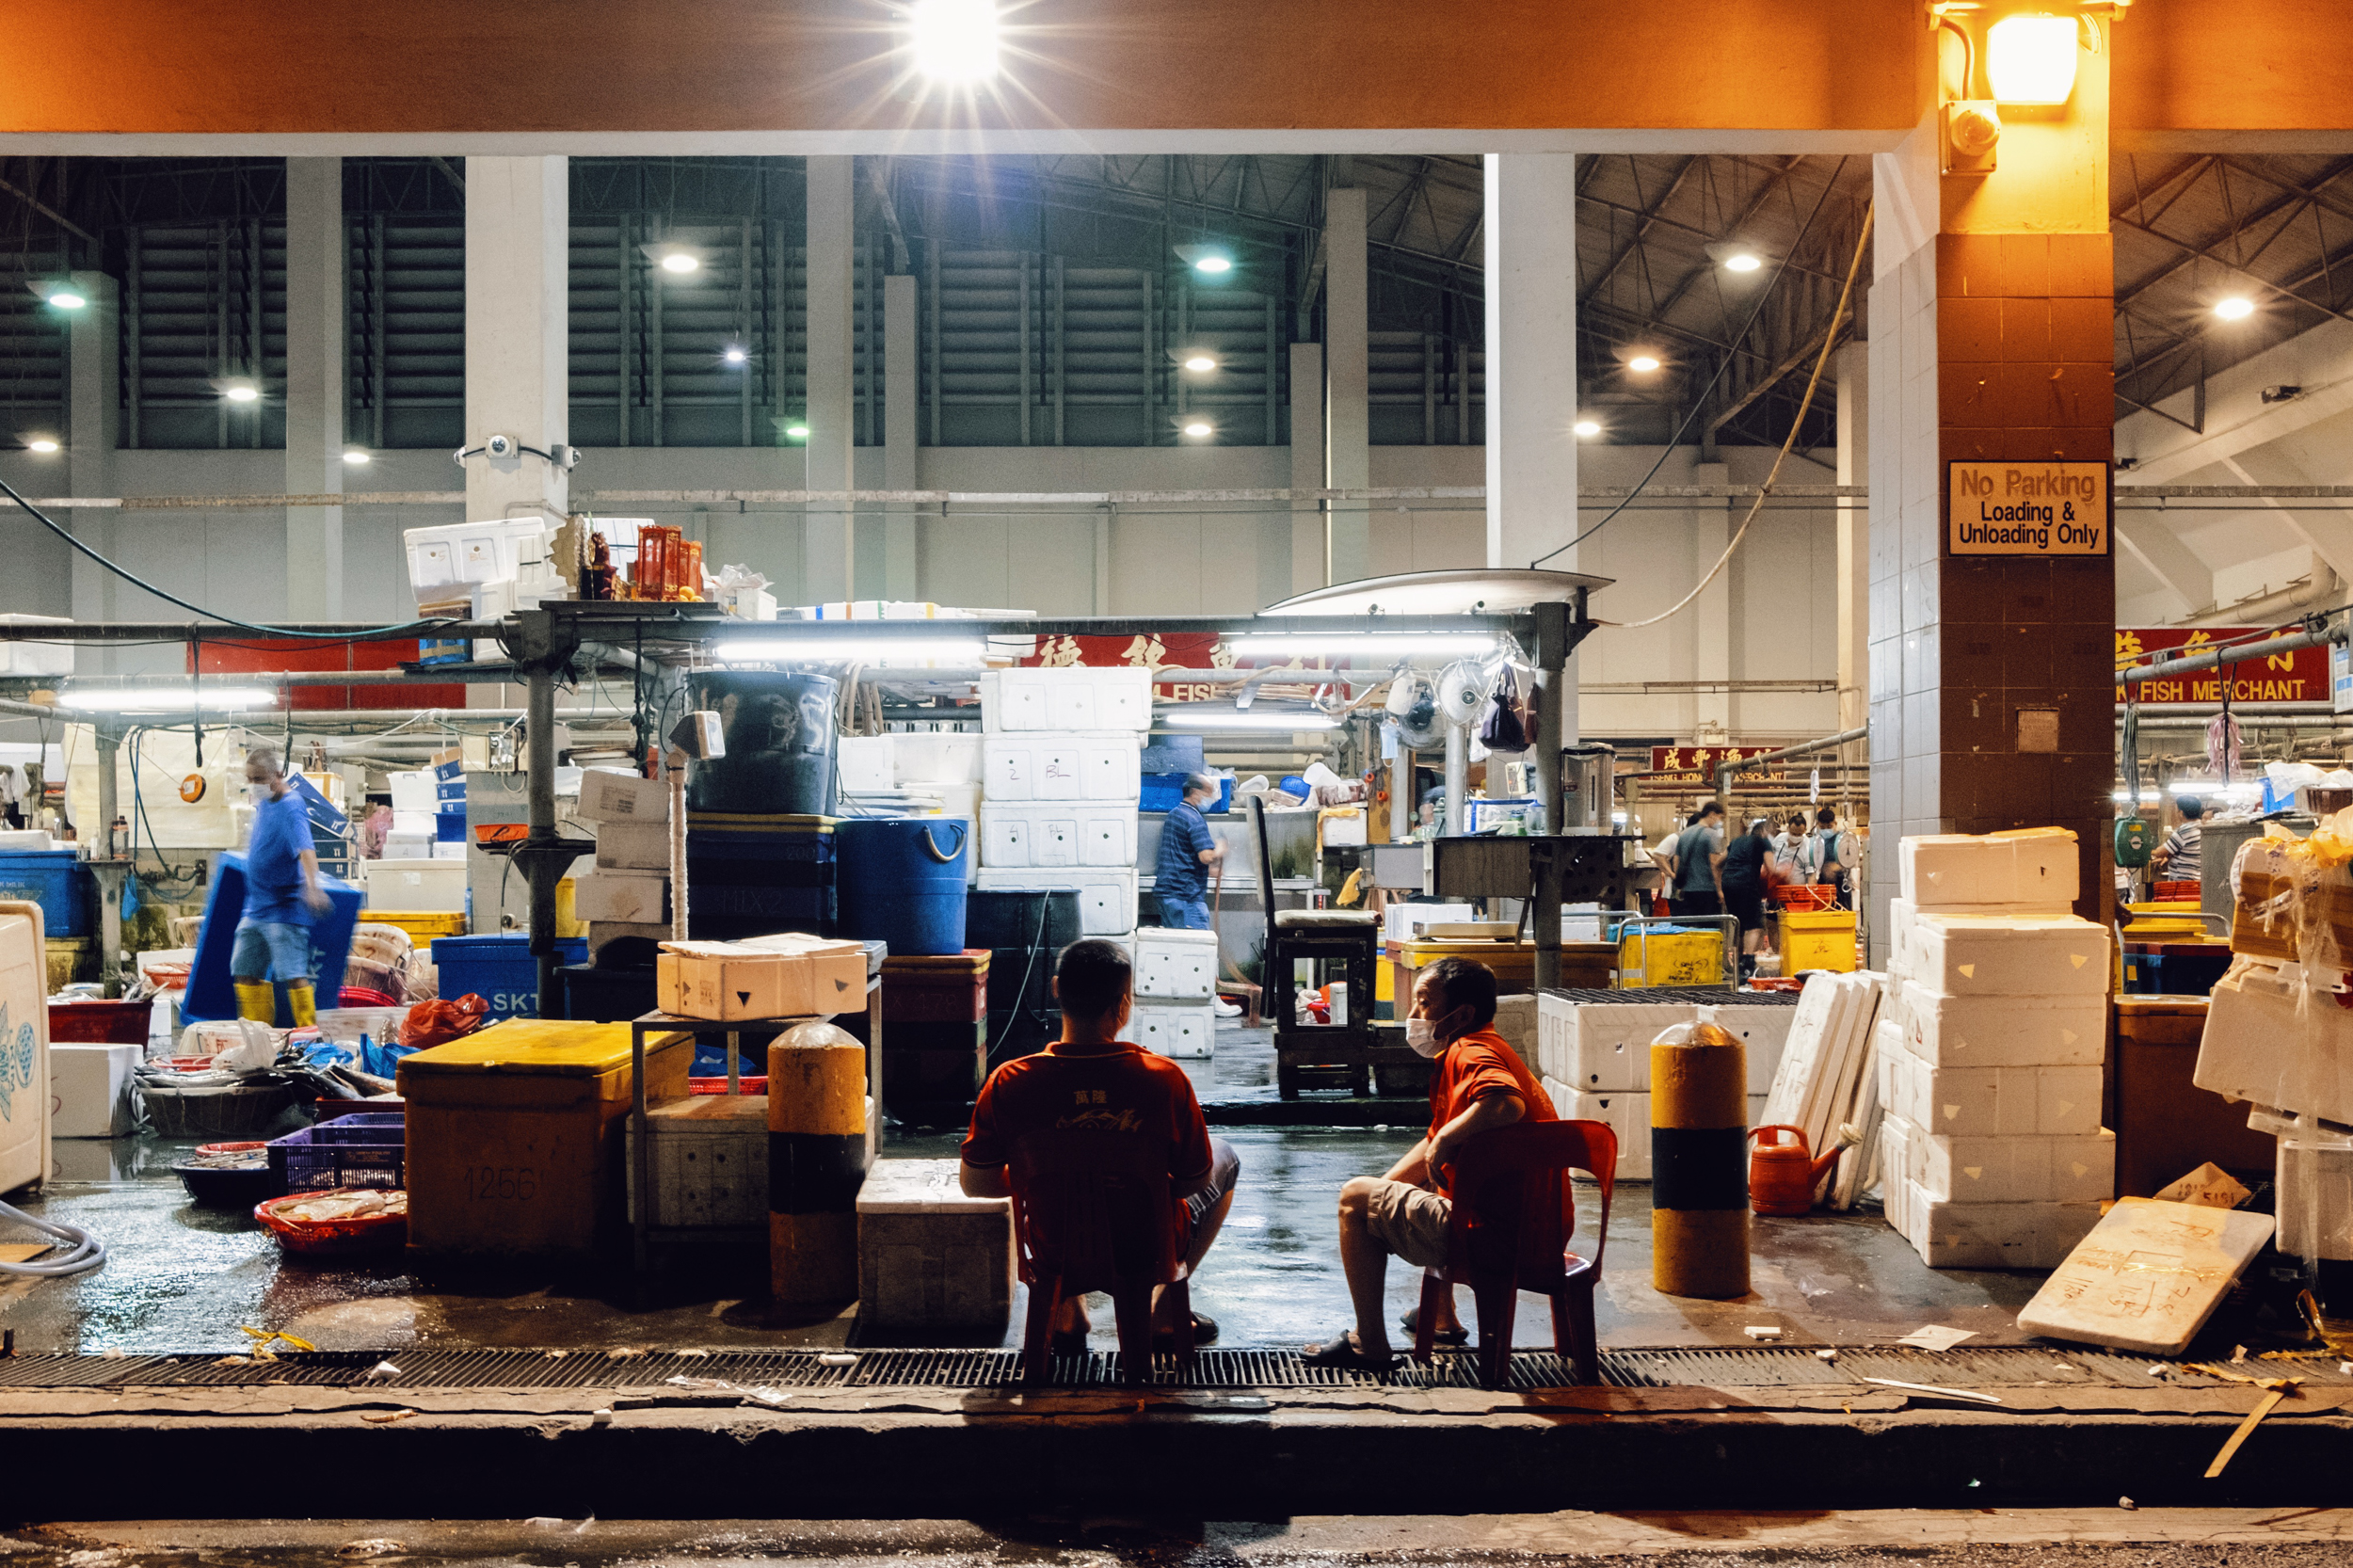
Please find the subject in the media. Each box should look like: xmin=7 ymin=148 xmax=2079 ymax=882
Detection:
xmin=1665 ymin=800 xmax=1728 ymax=918
xmin=1797 ymin=806 xmax=1858 ymax=908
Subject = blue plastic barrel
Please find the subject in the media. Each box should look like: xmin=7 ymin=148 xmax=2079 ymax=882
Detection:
xmin=836 ymin=818 xmax=970 ymax=956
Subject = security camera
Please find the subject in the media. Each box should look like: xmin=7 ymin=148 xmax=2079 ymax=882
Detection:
xmin=485 ymin=433 xmax=517 ymax=458
xmin=2263 ymin=385 xmax=2304 ymax=405
xmin=551 ymin=443 xmax=581 ymax=470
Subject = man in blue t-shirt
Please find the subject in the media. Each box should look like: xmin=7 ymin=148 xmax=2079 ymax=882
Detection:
xmin=232 ymin=745 xmax=332 ymax=1026
xmin=1154 ymin=773 xmax=1225 ymax=930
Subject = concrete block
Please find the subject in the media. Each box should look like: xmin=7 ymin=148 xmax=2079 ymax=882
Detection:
xmin=856 ymin=1158 xmax=1016 ymax=1332
xmin=625 ymin=1094 xmax=768 ymax=1228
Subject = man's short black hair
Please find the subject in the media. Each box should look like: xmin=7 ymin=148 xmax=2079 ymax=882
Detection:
xmin=2178 ymin=795 xmax=2205 ymax=820
xmin=1054 ymin=938 xmax=1132 ymax=1022
xmin=1815 ymin=806 xmax=1837 ymax=827
xmin=1697 ymin=799 xmax=1724 ymax=820
xmin=1183 ymin=771 xmax=1219 ymax=801
xmin=1419 ymin=956 xmax=1498 ymax=1029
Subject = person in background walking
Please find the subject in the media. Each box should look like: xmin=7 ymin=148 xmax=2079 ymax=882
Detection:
xmin=2153 ymin=794 xmax=2204 ymax=885
xmin=1721 ymin=817 xmax=1774 ymax=979
xmin=230 ymin=745 xmax=332 ymax=1026
xmin=1154 ymin=772 xmax=1241 ymax=1016
xmin=1667 ymin=800 xmax=1728 ymax=918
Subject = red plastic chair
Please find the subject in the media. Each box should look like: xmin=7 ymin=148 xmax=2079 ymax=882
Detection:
xmin=1413 ymin=1119 xmax=1617 ymax=1389
xmin=1007 ymin=1137 xmax=1194 ymax=1387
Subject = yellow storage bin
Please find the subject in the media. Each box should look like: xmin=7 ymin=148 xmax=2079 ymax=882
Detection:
xmin=361 ymin=909 xmax=467 ymax=943
xmin=1782 ymin=910 xmax=1859 ymax=974
xmin=1618 ymin=928 xmax=1725 ymax=988
xmin=397 ymin=1018 xmax=692 ymax=1259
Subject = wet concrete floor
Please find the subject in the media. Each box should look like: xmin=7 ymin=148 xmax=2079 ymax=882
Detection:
xmin=0 ymin=1022 xmax=2042 ymax=1357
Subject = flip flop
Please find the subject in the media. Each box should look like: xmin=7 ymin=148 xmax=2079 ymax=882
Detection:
xmin=1401 ymin=1308 xmax=1470 ymax=1347
xmin=1154 ymin=1311 xmax=1219 ymax=1349
xmin=1302 ymin=1329 xmax=1398 ymax=1371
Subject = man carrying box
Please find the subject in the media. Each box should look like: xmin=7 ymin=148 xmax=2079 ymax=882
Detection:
xmin=959 ymin=938 xmax=1238 ymax=1351
xmin=232 ymin=745 xmax=332 ymax=1025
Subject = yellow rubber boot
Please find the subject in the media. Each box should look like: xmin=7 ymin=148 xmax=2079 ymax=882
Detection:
xmin=233 ymin=982 xmax=276 ymax=1024
xmin=287 ymin=984 xmax=317 ymax=1029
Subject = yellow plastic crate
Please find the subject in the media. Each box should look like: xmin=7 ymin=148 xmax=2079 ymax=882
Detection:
xmin=1617 ymin=929 xmax=1724 ymax=989
xmin=361 ymin=909 xmax=467 ymax=942
xmin=1781 ymin=909 xmax=1859 ymax=974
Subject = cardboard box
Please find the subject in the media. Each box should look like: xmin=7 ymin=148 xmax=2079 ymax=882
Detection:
xmin=1898 ymin=981 xmax=2105 ymax=1066
xmin=732 ymin=931 xmax=871 ymax=1016
xmin=595 ymin=818 xmax=671 ymax=872
xmin=658 ymin=942 xmax=801 ymax=1022
xmin=2116 ymin=995 xmax=2277 ymax=1196
xmin=48 ymin=1043 xmax=137 ymax=1138
xmin=576 ymin=769 xmax=668 ymax=825
xmin=1906 ymin=913 xmax=2111 ymax=998
xmin=572 ymin=871 xmax=668 ymax=925
xmin=1535 ymin=996 xmax=1698 ymax=1090
xmin=1907 ymin=1127 xmax=2115 ymax=1204
xmin=1898 ymin=828 xmax=2080 ymax=910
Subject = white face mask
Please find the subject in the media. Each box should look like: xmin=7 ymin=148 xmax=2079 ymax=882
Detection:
xmin=1404 ymin=1017 xmax=1444 ymax=1057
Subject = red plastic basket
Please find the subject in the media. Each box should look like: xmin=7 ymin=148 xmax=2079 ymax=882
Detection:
xmin=254 ymin=1190 xmax=408 ymax=1256
xmin=1770 ymin=885 xmax=1836 ymax=910
xmin=2153 ymin=880 xmax=2201 ymax=903
xmin=689 ymin=1076 xmax=770 ymax=1096
xmin=339 ymin=985 xmax=397 ymax=1009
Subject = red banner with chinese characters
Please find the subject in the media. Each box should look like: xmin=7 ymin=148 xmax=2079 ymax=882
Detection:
xmin=1014 ymin=632 xmax=1359 ymax=702
xmin=1647 ymin=744 xmax=1787 ymax=786
xmin=2114 ymin=627 xmax=2329 ymax=704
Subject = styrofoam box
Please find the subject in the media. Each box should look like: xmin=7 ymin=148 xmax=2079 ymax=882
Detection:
xmin=1748 ymin=1091 xmax=1766 ymax=1130
xmin=2194 ymin=958 xmax=2353 ymax=1126
xmin=1135 ymin=1001 xmax=1214 ymax=1059
xmin=837 ymin=735 xmax=896 ymax=795
xmin=1906 ymin=913 xmax=2110 ymax=998
xmin=1902 ymin=1181 xmax=2104 ymax=1271
xmin=595 ymin=819 xmax=671 ymax=872
xmin=1134 ymin=926 xmax=1218 ymax=1000
xmin=1698 ymin=1002 xmax=1795 ymax=1097
xmin=1899 ymin=981 xmax=2105 ymax=1066
xmin=1494 ymin=993 xmax=1536 ymax=1064
xmin=1540 ymin=1080 xmax=1650 ymax=1179
xmin=1905 ymin=1125 xmax=2114 ymax=1205
xmin=894 ymin=732 xmax=982 ymax=786
xmin=980 ymin=667 xmax=1152 ymax=733
xmin=404 ymin=518 xmax=552 ymax=600
xmin=1884 ymin=1033 xmax=2102 ymax=1138
xmin=389 ymin=771 xmax=438 ymax=815
xmin=976 ymin=868 xmax=1137 ymax=936
xmin=573 ymin=871 xmax=667 ymax=925
xmin=1881 ymin=1113 xmax=1915 ymax=1240
xmin=431 ymin=840 xmax=467 ymax=861
xmin=363 ymin=857 xmax=468 ymax=914
xmin=576 ymin=768 xmax=668 ymax=824
xmin=981 ymin=733 xmax=1143 ymax=802
xmin=979 ymin=801 xmax=1139 ymax=870
xmin=48 ymin=1042 xmax=137 ymax=1138
xmin=1384 ymin=902 xmax=1476 ymax=943
xmin=1535 ymin=994 xmax=1697 ymax=1091
xmin=1899 ymin=829 xmax=2079 ymax=910
xmin=0 ymin=615 xmax=73 ymax=677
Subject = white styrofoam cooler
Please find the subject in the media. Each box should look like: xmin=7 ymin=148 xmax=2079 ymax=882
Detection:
xmin=0 ymin=615 xmax=74 ymax=677
xmin=0 ymin=902 xmax=46 ymax=1195
xmin=403 ymin=518 xmax=552 ymax=602
xmin=361 ymin=857 xmax=470 ymax=914
xmin=976 ymin=868 xmax=1137 ymax=936
xmin=1383 ymin=903 xmax=1476 ymax=943
xmin=48 ymin=1043 xmax=137 ymax=1138
xmin=1903 ymin=1125 xmax=2116 ymax=1204
xmin=1134 ymin=925 xmax=1219 ymax=1000
xmin=894 ymin=732 xmax=983 ymax=786
xmin=1881 ymin=1034 xmax=2102 ymax=1139
xmin=1540 ymin=1079 xmax=1651 ymax=1179
xmin=1903 ymin=912 xmax=2110 ymax=998
xmin=1535 ymin=995 xmax=1697 ymax=1092
xmin=1135 ymin=1001 xmax=1215 ymax=1059
xmin=837 ymin=735 xmax=896 ymax=794
xmin=979 ymin=802 xmax=1139 ymax=870
xmin=1698 ymin=1003 xmax=1797 ymax=1096
xmin=1898 ymin=829 xmax=2080 ymax=910
xmin=980 ymin=667 xmax=1152 ymax=733
xmin=981 ymin=733 xmax=1143 ymax=802
xmin=1898 ymin=981 xmax=2105 ymax=1066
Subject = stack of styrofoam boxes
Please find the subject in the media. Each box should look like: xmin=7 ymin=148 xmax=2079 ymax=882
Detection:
xmin=386 ymin=770 xmax=439 ymax=861
xmin=893 ymin=729 xmax=983 ymax=884
xmin=1131 ymin=925 xmax=1220 ymax=1059
xmin=573 ymin=770 xmax=673 ymax=930
xmin=403 ymin=518 xmax=564 ymax=662
xmin=1882 ymin=830 xmax=2113 ymax=1269
xmin=1534 ymin=994 xmax=1794 ymax=1180
xmin=973 ymin=666 xmax=1148 ymax=939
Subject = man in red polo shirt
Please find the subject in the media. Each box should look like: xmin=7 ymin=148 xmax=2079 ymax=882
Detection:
xmin=1305 ymin=955 xmax=1557 ymax=1369
xmin=961 ymin=937 xmax=1238 ymax=1349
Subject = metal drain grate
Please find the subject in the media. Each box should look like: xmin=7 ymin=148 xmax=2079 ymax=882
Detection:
xmin=0 ymin=1343 xmax=2319 ymax=1393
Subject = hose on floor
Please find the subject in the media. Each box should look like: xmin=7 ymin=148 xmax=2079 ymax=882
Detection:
xmin=0 ymin=1196 xmax=107 ymax=1276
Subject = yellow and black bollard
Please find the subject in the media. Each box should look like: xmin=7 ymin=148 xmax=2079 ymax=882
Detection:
xmin=768 ymin=1029 xmax=871 ymax=1308
xmin=1651 ymin=1020 xmax=1751 ymax=1299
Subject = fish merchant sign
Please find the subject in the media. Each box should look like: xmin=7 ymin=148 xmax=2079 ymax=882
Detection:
xmin=1945 ymin=460 xmax=2111 ymax=557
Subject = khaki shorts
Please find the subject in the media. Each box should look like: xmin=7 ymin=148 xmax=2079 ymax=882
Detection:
xmin=1363 ymin=1177 xmax=1452 ymax=1269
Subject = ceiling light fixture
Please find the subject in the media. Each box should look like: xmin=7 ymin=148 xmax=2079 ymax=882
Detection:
xmin=68 ymin=686 xmax=278 ymax=713
xmin=724 ymin=345 xmax=747 ymax=364
xmin=661 ymin=252 xmax=698 ymax=274
xmin=1986 ymin=12 xmax=2080 ymax=104
xmin=343 ymin=449 xmax=370 ymax=465
xmin=908 ymin=0 xmax=1000 ymax=82
xmin=25 ymin=438 xmax=58 ymax=454
xmin=1226 ymin=632 xmax=1498 ymax=658
xmin=1193 ymin=256 xmax=1231 ymax=275
xmin=785 ymin=424 xmax=810 ymax=440
xmin=1722 ymin=253 xmax=1762 ymax=273
xmin=1573 ymin=420 xmax=1601 ymax=438
xmin=1183 ymin=354 xmax=1217 ymax=372
xmin=2214 ymin=296 xmax=2255 ymax=321
xmin=45 ymin=290 xmax=85 ymax=311
xmin=717 ymin=637 xmax=985 ymax=666
xmin=221 ymin=382 xmax=260 ymax=404
xmin=1182 ymin=420 xmax=1213 ymax=439
xmin=1627 ymin=354 xmax=1662 ymax=374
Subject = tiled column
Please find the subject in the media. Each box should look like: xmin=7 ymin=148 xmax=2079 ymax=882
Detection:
xmin=1867 ymin=19 xmax=2115 ymax=957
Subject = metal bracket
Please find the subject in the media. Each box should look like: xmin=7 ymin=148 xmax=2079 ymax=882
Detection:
xmin=497 ymin=609 xmax=581 ymax=675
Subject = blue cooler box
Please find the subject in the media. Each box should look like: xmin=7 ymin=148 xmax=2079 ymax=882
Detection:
xmin=431 ymin=933 xmax=589 ymax=1021
xmin=0 ymin=850 xmax=95 ymax=938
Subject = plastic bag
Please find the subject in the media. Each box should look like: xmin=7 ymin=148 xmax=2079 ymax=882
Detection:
xmin=214 ymin=1018 xmax=281 ymax=1075
xmin=399 ymin=993 xmax=490 ymax=1049
xmin=779 ymin=1019 xmax=861 ymax=1051
xmin=1479 ymin=665 xmax=1530 ymax=753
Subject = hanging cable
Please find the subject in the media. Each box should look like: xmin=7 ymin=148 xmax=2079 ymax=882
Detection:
xmin=1531 ymin=157 xmax=1853 ymax=569
xmin=0 ymin=475 xmax=469 ymax=643
xmin=1609 ymin=201 xmax=1875 ymax=632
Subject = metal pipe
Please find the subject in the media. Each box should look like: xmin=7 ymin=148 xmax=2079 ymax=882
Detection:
xmin=526 ymin=664 xmax=560 ymax=1018
xmin=1442 ymin=724 xmax=1466 ymax=839
xmin=1713 ymin=725 xmax=1869 ymax=799
xmin=0 ymin=622 xmax=500 ymax=641
xmin=92 ymin=725 xmax=120 ymax=998
xmin=1531 ymin=601 xmax=1569 ymax=993
xmin=2119 ymin=620 xmax=2345 ymax=684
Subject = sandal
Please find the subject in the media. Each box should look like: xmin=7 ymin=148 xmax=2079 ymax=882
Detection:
xmin=1301 ymin=1329 xmax=1398 ymax=1371
xmin=1401 ymin=1308 xmax=1470 ymax=1347
xmin=1154 ymin=1311 xmax=1219 ymax=1349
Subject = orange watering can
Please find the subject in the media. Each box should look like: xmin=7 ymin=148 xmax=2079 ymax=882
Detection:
xmin=1748 ymin=1124 xmax=1849 ymax=1216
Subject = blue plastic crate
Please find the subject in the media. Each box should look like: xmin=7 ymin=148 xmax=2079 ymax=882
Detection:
xmin=429 ymin=934 xmax=588 ymax=1020
xmin=268 ymin=1112 xmax=407 ymax=1192
xmin=418 ymin=635 xmax=469 ymax=666
xmin=1142 ymin=774 xmax=1231 ymax=813
xmin=435 ymin=809 xmax=467 ymax=842
xmin=435 ymin=778 xmax=467 ymax=804
xmin=0 ymin=850 xmax=96 ymax=938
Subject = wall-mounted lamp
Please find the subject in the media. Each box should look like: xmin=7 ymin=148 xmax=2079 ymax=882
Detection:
xmin=1986 ymin=12 xmax=2080 ymax=104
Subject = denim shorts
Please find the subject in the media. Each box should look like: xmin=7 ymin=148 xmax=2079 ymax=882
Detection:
xmin=231 ymin=919 xmax=314 ymax=984
xmin=1158 ymin=895 xmax=1212 ymax=931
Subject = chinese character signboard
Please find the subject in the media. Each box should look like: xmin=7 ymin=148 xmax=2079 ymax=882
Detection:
xmin=2114 ymin=627 xmax=2329 ymax=704
xmin=1648 ymin=745 xmax=1786 ymax=787
xmin=1015 ymin=632 xmax=1363 ymax=701
xmin=1947 ymin=460 xmax=2110 ymax=556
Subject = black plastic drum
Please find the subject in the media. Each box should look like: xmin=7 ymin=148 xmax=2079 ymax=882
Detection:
xmin=683 ymin=669 xmax=840 ymax=816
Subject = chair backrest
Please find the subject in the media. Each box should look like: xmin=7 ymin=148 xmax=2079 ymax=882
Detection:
xmin=1444 ymin=1119 xmax=1617 ymax=1282
xmin=1005 ymin=1129 xmax=1185 ymax=1296
xmin=1249 ymin=793 xmax=1277 ymax=950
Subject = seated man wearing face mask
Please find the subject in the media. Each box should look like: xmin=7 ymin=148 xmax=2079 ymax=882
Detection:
xmin=1305 ymin=956 xmax=1558 ymax=1368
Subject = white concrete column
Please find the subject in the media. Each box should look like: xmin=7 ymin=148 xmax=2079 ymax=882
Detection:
xmin=1692 ymin=460 xmax=1732 ymax=737
xmin=284 ymin=157 xmax=345 ymax=620
xmin=68 ymin=271 xmax=120 ymax=664
xmin=805 ymin=156 xmax=856 ymax=604
xmin=1323 ymin=186 xmax=1369 ymax=584
xmin=882 ymin=272 xmax=919 ymax=600
xmin=1484 ymin=152 xmax=1581 ymax=743
xmin=463 ymin=157 xmax=568 ymax=525
xmin=1834 ymin=340 xmax=1869 ymax=735
xmin=1287 ymin=342 xmax=1324 ymax=595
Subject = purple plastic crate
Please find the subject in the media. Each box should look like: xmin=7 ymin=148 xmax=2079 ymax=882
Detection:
xmin=267 ymin=1112 xmax=406 ymax=1192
